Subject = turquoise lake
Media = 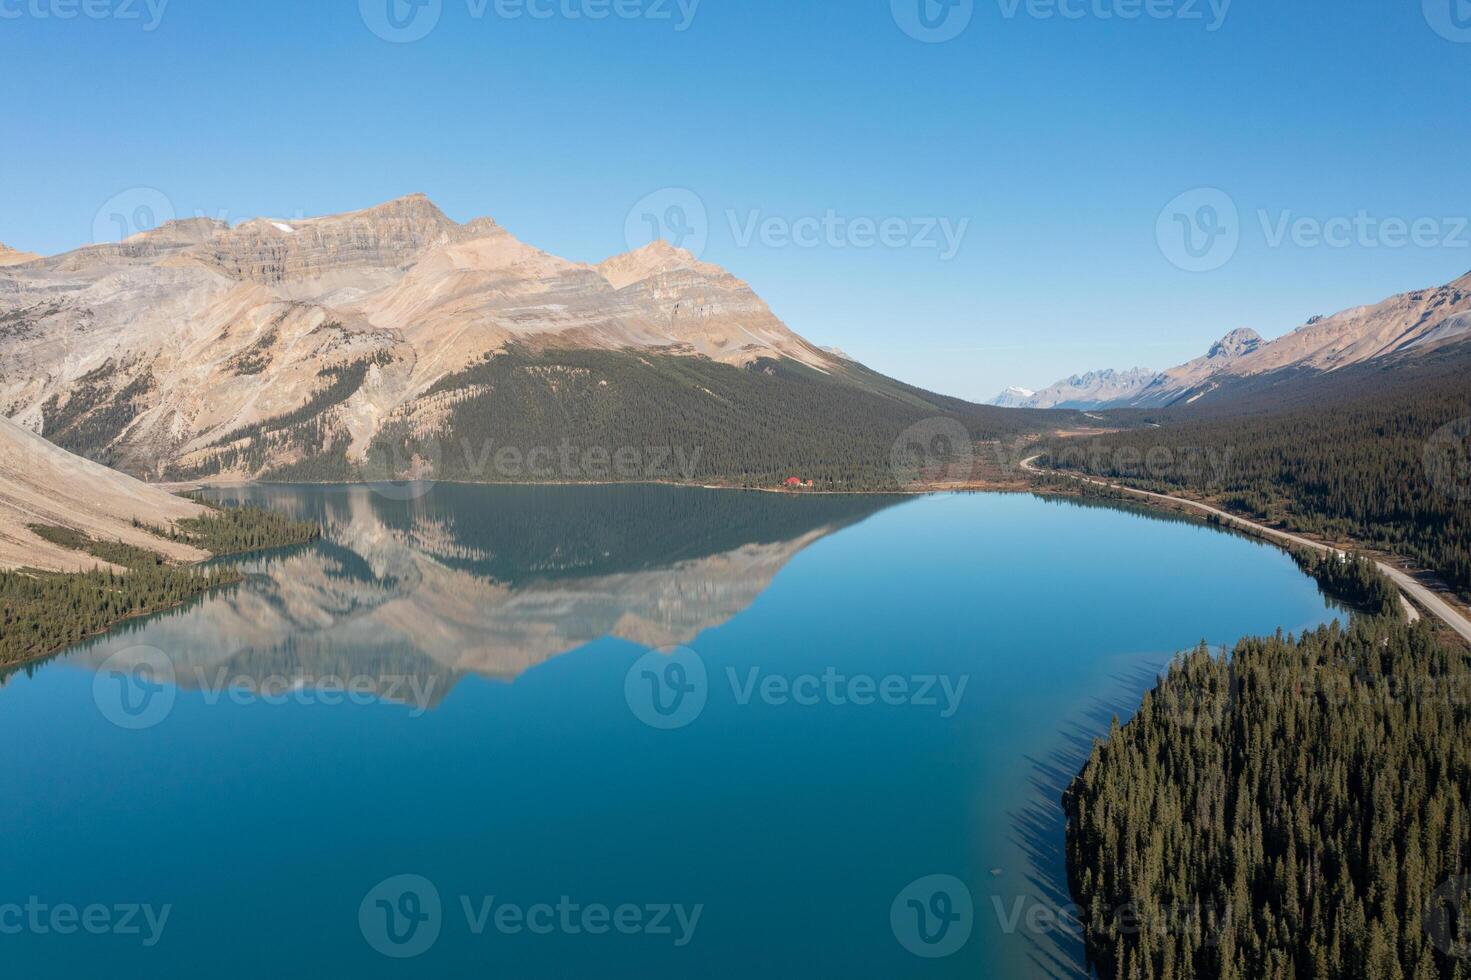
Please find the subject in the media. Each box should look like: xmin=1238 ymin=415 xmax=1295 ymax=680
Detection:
xmin=0 ymin=485 xmax=1344 ymax=978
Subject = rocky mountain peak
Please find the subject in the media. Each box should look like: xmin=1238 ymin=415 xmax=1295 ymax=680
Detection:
xmin=193 ymin=194 xmax=461 ymax=285
xmin=597 ymin=239 xmax=728 ymax=289
xmin=1208 ymin=328 xmax=1263 ymax=361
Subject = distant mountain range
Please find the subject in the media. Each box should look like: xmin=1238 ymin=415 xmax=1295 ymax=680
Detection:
xmin=0 ymin=195 xmax=1077 ymax=488
xmin=991 ymin=272 xmax=1471 ymax=410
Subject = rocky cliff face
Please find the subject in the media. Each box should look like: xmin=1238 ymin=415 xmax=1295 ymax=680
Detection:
xmin=0 ymin=244 xmax=39 ymax=267
xmin=0 ymin=195 xmax=838 ymax=480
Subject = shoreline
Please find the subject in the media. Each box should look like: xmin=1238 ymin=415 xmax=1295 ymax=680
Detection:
xmin=1020 ymin=455 xmax=1471 ymax=646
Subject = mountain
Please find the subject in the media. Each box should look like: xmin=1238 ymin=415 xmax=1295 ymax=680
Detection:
xmin=990 ymin=369 xmax=1158 ymax=409
xmin=0 ymin=244 xmax=38 ymax=267
xmin=0 ymin=195 xmax=1078 ymax=488
xmin=991 ymin=386 xmax=1036 ymax=408
xmin=995 ymin=270 xmax=1471 ymax=410
xmin=0 ymin=414 xmax=208 ymax=571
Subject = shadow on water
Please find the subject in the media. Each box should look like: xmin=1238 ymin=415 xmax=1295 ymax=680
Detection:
xmin=1006 ymin=659 xmax=1169 ymax=979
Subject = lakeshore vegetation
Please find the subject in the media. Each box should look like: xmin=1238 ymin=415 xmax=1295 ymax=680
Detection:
xmin=1065 ymin=576 xmax=1471 ymax=979
xmin=0 ymin=503 xmax=319 ymax=669
xmin=1043 ymin=353 xmax=1471 ymax=597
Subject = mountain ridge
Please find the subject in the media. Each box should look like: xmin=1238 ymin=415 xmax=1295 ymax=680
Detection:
xmin=991 ymin=271 xmax=1471 ymax=409
xmin=1 ymin=194 xmax=1072 ymax=487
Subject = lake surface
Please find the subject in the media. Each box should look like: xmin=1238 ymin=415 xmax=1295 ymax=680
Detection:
xmin=0 ymin=485 xmax=1343 ymax=979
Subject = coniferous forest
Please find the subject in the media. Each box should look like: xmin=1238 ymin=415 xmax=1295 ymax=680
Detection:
xmin=0 ymin=505 xmax=319 ymax=669
xmin=1065 ymin=612 xmax=1471 ymax=980
xmin=1042 ymin=352 xmax=1471 ymax=596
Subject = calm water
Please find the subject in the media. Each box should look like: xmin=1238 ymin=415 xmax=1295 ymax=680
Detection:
xmin=0 ymin=485 xmax=1342 ymax=979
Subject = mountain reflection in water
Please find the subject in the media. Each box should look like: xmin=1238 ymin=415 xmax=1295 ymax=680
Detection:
xmin=59 ymin=484 xmax=904 ymax=707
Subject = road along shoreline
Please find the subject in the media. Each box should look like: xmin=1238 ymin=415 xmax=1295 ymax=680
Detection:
xmin=1020 ymin=455 xmax=1471 ymax=645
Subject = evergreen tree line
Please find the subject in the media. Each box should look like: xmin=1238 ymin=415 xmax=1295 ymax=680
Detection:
xmin=0 ymin=563 xmax=240 ymax=668
xmin=1292 ymin=550 xmax=1404 ymax=619
xmin=0 ymin=505 xmax=321 ymax=669
xmin=1065 ymin=615 xmax=1471 ymax=979
xmin=1041 ymin=357 xmax=1471 ymax=596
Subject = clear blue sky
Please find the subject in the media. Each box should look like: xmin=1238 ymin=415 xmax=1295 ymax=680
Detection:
xmin=2 ymin=0 xmax=1468 ymax=401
